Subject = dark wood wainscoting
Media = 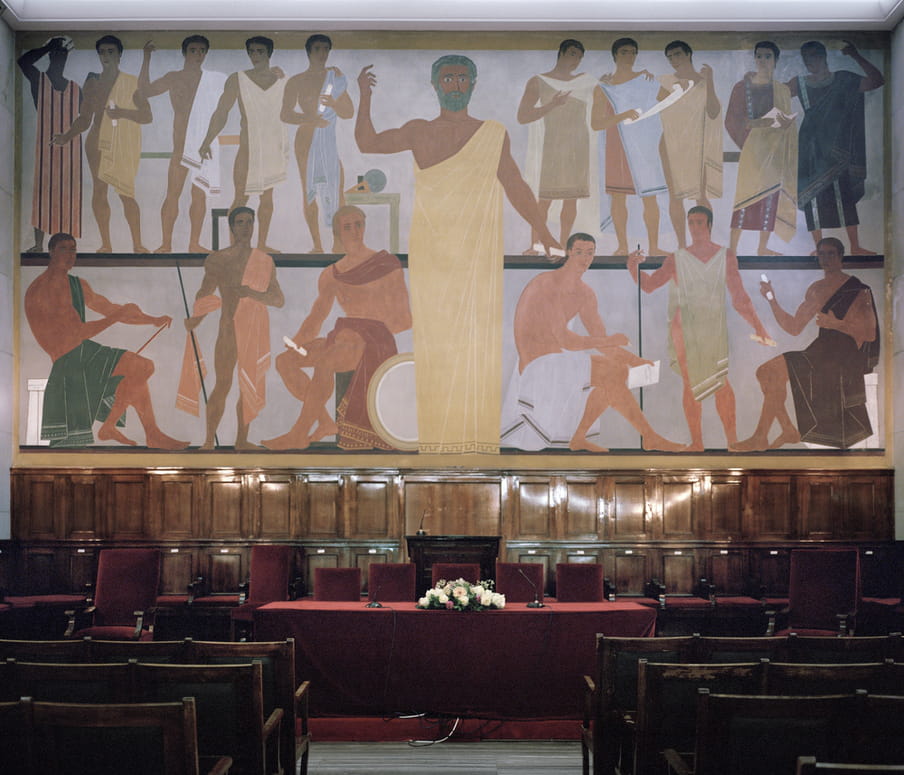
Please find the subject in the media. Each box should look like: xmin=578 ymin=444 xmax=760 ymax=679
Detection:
xmin=7 ymin=467 xmax=898 ymax=601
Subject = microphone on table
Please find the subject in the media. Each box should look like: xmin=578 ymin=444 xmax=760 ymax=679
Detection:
xmin=517 ymin=567 xmax=545 ymax=608
xmin=366 ymin=581 xmax=383 ymax=608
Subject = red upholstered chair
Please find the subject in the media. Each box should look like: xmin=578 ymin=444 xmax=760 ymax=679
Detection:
xmin=368 ymin=562 xmax=417 ymax=603
xmin=555 ymin=562 xmax=605 ymax=602
xmin=771 ymin=548 xmax=862 ymax=636
xmin=314 ymin=567 xmax=362 ymax=601
xmin=65 ymin=548 xmax=161 ymax=641
xmin=495 ymin=562 xmax=545 ymax=604
xmin=431 ymin=563 xmax=481 ymax=586
xmin=230 ymin=544 xmax=294 ymax=640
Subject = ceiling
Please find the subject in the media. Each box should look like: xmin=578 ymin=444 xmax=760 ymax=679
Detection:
xmin=3 ymin=0 xmax=904 ymax=31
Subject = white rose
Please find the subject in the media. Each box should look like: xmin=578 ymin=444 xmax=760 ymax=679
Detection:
xmin=480 ymin=592 xmax=493 ymax=606
xmin=473 ymin=585 xmax=485 ymax=597
xmin=492 ymin=593 xmax=506 ymax=608
xmin=418 ymin=596 xmax=429 ymax=607
xmin=437 ymin=593 xmax=449 ymax=604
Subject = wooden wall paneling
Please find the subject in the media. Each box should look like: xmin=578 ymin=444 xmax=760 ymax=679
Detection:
xmin=12 ymin=472 xmax=58 ymax=540
xmin=611 ymin=547 xmax=652 ymax=596
xmin=65 ymin=545 xmax=98 ymax=593
xmin=201 ymin=473 xmax=246 ymax=538
xmin=301 ymin=475 xmax=343 ymax=539
xmin=403 ymin=476 xmax=502 ymax=537
xmin=706 ymin=474 xmax=744 ymax=538
xmin=708 ymin=548 xmax=753 ymax=595
xmin=751 ymin=548 xmax=792 ymax=596
xmin=560 ymin=476 xmax=603 ymax=541
xmin=509 ymin=475 xmax=553 ymax=540
xmin=605 ymin=475 xmax=654 ymax=540
xmin=841 ymin=474 xmax=892 ymax=540
xmin=346 ymin=474 xmax=398 ymax=539
xmin=17 ymin=545 xmax=59 ymax=594
xmin=746 ymin=474 xmax=795 ymax=539
xmin=659 ymin=548 xmax=699 ymax=594
xmin=254 ymin=472 xmax=297 ymax=539
xmin=160 ymin=547 xmax=195 ymax=595
xmin=68 ymin=474 xmax=104 ymax=540
xmin=660 ymin=475 xmax=700 ymax=539
xmin=200 ymin=546 xmax=246 ymax=594
xmin=797 ymin=475 xmax=837 ymax=539
xmin=107 ymin=473 xmax=149 ymax=540
xmin=303 ymin=545 xmax=345 ymax=595
xmin=148 ymin=473 xmax=199 ymax=539
xmin=503 ymin=545 xmax=552 ymax=594
xmin=352 ymin=545 xmax=403 ymax=594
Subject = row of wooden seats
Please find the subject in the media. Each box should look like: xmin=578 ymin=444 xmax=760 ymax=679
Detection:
xmin=0 ymin=696 xmax=232 ymax=775
xmin=582 ymin=633 xmax=904 ymax=775
xmin=0 ymin=638 xmax=310 ymax=775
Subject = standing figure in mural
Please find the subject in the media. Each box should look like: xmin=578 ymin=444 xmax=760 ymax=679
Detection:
xmin=591 ymin=37 xmax=667 ymax=256
xmin=199 ymin=36 xmax=288 ymax=254
xmin=52 ymin=35 xmax=151 ymax=254
xmin=178 ymin=207 xmax=284 ymax=449
xmin=25 ymin=232 xmax=187 ymax=449
xmin=502 ymin=232 xmax=682 ymax=453
xmin=517 ymin=39 xmax=599 ymax=252
xmin=18 ymin=36 xmax=82 ymax=254
xmin=139 ymin=36 xmax=227 ymax=254
xmin=263 ymin=205 xmax=412 ymax=451
xmin=726 ymin=41 xmax=797 ymax=257
xmin=658 ymin=40 xmax=722 ymax=250
xmin=787 ymin=40 xmax=884 ymax=256
xmin=355 ymin=55 xmax=558 ymax=455
xmin=628 ymin=206 xmax=772 ymax=451
xmin=281 ymin=34 xmax=354 ymax=254
xmin=735 ymin=237 xmax=878 ymax=451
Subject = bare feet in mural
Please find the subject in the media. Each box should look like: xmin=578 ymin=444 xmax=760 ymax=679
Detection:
xmin=642 ymin=433 xmax=684 ymax=452
xmin=97 ymin=425 xmax=137 ymax=446
xmin=569 ymin=437 xmax=608 ymax=453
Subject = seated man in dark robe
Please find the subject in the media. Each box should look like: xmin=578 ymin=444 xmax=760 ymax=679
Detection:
xmin=264 ymin=205 xmax=412 ymax=450
xmin=736 ymin=237 xmax=879 ymax=450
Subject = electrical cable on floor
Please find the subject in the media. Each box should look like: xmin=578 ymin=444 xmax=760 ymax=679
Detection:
xmin=408 ymin=716 xmax=460 ymax=746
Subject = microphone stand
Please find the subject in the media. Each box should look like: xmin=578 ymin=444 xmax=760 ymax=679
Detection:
xmin=517 ymin=567 xmax=545 ymax=608
xmin=366 ymin=582 xmax=383 ymax=608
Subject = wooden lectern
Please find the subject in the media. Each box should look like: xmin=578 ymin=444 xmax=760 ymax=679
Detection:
xmin=405 ymin=535 xmax=501 ymax=593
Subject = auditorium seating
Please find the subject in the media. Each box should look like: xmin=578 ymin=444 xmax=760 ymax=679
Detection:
xmin=368 ymin=562 xmax=417 ymax=603
xmin=495 ymin=562 xmax=544 ymax=604
xmin=555 ymin=563 xmax=605 ymax=602
xmin=229 ymin=544 xmax=295 ymax=640
xmin=313 ymin=567 xmax=362 ymax=600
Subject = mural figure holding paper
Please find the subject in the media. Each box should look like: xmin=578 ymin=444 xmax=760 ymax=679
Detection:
xmin=199 ymin=36 xmax=288 ymax=254
xmin=735 ymin=237 xmax=878 ymax=450
xmin=178 ymin=207 xmax=284 ymax=449
xmin=355 ymin=55 xmax=558 ymax=454
xmin=787 ymin=40 xmax=884 ymax=256
xmin=139 ymin=36 xmax=226 ymax=254
xmin=25 ymin=233 xmax=187 ymax=449
xmin=628 ymin=206 xmax=772 ymax=451
xmin=502 ymin=233 xmax=681 ymax=452
xmin=18 ymin=36 xmax=82 ymax=253
xmin=726 ymin=41 xmax=797 ymax=257
xmin=658 ymin=40 xmax=722 ymax=250
xmin=281 ymin=34 xmax=354 ymax=254
xmin=517 ymin=39 xmax=600 ymax=252
xmin=592 ymin=37 xmax=667 ymax=256
xmin=263 ymin=205 xmax=411 ymax=451
xmin=52 ymin=35 xmax=151 ymax=254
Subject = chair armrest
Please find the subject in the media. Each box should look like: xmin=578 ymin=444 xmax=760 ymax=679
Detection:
xmin=290 ymin=575 xmax=305 ymax=600
xmin=582 ymin=675 xmax=597 ymax=730
xmin=263 ymin=707 xmax=284 ymax=742
xmin=132 ymin=609 xmax=147 ymax=640
xmin=203 ymin=756 xmax=234 ymax=775
xmin=238 ymin=579 xmax=250 ymax=606
xmin=63 ymin=604 xmax=95 ymax=638
xmin=187 ymin=576 xmax=206 ymax=605
xmin=295 ymin=680 xmax=311 ymax=736
xmin=604 ymin=577 xmax=617 ymax=601
xmin=663 ymin=748 xmax=693 ymax=775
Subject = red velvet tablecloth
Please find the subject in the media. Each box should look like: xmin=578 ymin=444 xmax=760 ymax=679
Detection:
xmin=254 ymin=600 xmax=656 ymax=719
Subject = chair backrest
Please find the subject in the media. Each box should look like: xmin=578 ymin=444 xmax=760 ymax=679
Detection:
xmin=247 ymin=545 xmax=293 ymax=603
xmin=495 ymin=562 xmax=544 ymax=603
xmin=313 ymin=567 xmax=362 ymax=601
xmin=4 ymin=659 xmax=134 ymax=703
xmin=27 ymin=696 xmax=208 ymax=775
xmin=786 ymin=634 xmax=892 ymax=663
xmin=797 ymin=756 xmax=904 ymax=774
xmin=0 ymin=638 xmax=92 ymax=662
xmin=86 ymin=638 xmax=192 ymax=663
xmin=0 ymin=699 xmax=27 ymax=775
xmin=765 ymin=661 xmax=899 ymax=696
xmin=693 ymin=690 xmax=856 ymax=775
xmin=430 ymin=563 xmax=481 ymax=586
xmin=555 ymin=563 xmax=604 ymax=602
xmin=92 ymin=549 xmax=161 ymax=627
xmin=634 ymin=659 xmax=767 ymax=775
xmin=847 ymin=694 xmax=904 ymax=765
xmin=368 ymin=563 xmax=417 ymax=602
xmin=788 ymin=548 xmax=861 ymax=631
xmin=694 ymin=635 xmax=792 ymax=663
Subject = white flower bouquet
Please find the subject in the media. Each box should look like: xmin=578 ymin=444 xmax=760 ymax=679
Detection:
xmin=416 ymin=578 xmax=506 ymax=611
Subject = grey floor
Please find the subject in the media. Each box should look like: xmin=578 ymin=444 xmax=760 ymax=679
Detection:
xmin=304 ymin=740 xmax=584 ymax=774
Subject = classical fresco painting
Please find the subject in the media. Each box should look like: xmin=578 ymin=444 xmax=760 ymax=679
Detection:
xmin=16 ymin=31 xmax=887 ymax=456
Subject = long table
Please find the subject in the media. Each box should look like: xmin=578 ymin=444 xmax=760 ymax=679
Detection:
xmin=254 ymin=599 xmax=656 ymax=719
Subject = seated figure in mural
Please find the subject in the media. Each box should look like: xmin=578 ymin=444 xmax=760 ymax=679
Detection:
xmin=18 ymin=35 xmax=82 ymax=254
xmin=502 ymin=232 xmax=682 ymax=453
xmin=726 ymin=40 xmax=797 ymax=256
xmin=52 ymin=35 xmax=151 ymax=254
xmin=24 ymin=232 xmax=187 ymax=449
xmin=280 ymin=34 xmax=354 ymax=254
xmin=591 ymin=37 xmax=667 ymax=256
xmin=628 ymin=206 xmax=772 ymax=451
xmin=786 ymin=40 xmax=884 ymax=256
xmin=263 ymin=205 xmax=412 ymax=451
xmin=139 ymin=35 xmax=227 ymax=254
xmin=658 ymin=40 xmax=723 ymax=250
xmin=178 ymin=207 xmax=284 ymax=449
xmin=517 ymin=38 xmax=600 ymax=253
xmin=199 ymin=36 xmax=288 ymax=254
xmin=735 ymin=237 xmax=879 ymax=451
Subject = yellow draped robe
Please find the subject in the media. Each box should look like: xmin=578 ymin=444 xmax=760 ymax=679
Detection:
xmin=97 ymin=72 xmax=141 ymax=198
xmin=408 ymin=120 xmax=505 ymax=455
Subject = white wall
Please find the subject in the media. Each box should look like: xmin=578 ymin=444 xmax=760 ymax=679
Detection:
xmin=0 ymin=18 xmax=14 ymax=540
xmin=893 ymin=20 xmax=904 ymax=538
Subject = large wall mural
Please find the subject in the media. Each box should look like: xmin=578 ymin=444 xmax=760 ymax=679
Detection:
xmin=15 ymin=31 xmax=888 ymax=457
